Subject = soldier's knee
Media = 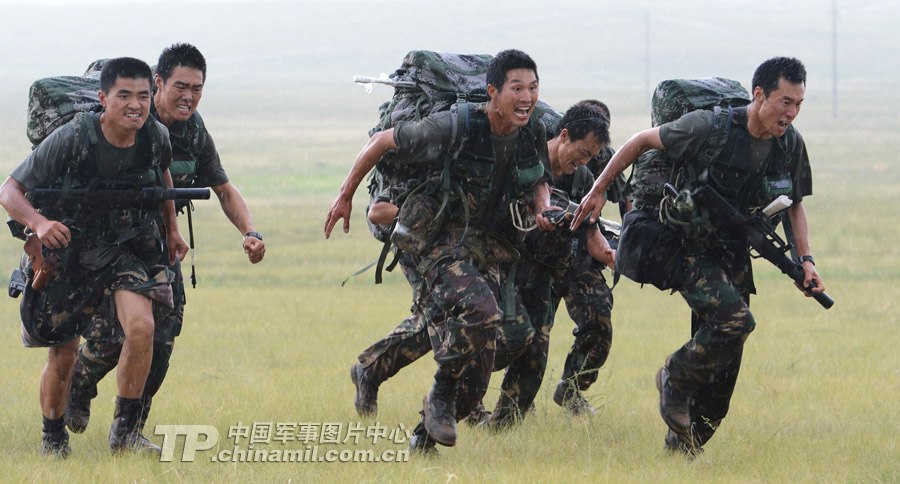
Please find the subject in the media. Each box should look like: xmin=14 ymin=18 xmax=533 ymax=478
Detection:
xmin=122 ymin=314 xmax=155 ymax=343
xmin=47 ymin=342 xmax=79 ymax=375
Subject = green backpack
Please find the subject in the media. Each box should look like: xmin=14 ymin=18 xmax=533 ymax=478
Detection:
xmin=26 ymin=63 xmax=105 ymax=147
xmin=366 ymin=50 xmax=559 ymax=179
xmin=363 ymin=50 xmax=560 ymax=241
xmin=629 ymin=77 xmax=751 ymax=210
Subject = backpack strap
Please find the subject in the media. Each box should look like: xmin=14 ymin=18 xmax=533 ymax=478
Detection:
xmin=435 ymin=97 xmax=469 ymax=221
xmin=58 ymin=113 xmax=99 ymax=207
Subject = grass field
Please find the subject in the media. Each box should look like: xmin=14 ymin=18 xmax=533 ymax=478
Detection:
xmin=1 ymin=2 xmax=899 ymax=483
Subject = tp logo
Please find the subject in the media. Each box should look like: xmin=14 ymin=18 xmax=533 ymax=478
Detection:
xmin=155 ymin=425 xmax=220 ymax=462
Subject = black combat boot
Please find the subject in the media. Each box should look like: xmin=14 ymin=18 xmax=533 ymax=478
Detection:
xmin=109 ymin=397 xmax=161 ymax=456
xmin=553 ymin=379 xmax=596 ymax=416
xmin=422 ymin=370 xmax=458 ymax=447
xmin=64 ymin=390 xmax=91 ymax=433
xmin=350 ymin=363 xmax=379 ymax=417
xmin=656 ymin=366 xmax=692 ymax=436
xmin=40 ymin=416 xmax=71 ymax=459
xmin=407 ymin=421 xmax=438 ymax=456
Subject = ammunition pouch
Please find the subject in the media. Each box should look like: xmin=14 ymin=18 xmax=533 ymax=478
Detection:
xmin=392 ymin=191 xmax=444 ymax=256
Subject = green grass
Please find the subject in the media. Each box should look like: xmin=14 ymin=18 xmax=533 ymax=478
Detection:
xmin=1 ymin=3 xmax=900 ymax=481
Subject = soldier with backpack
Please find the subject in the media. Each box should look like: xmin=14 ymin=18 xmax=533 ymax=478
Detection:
xmin=351 ymin=101 xmax=616 ymax=432
xmin=0 ymin=57 xmax=188 ymax=457
xmin=63 ymin=43 xmax=266 ymax=451
xmin=572 ymin=57 xmax=826 ymax=455
xmin=325 ymin=49 xmax=554 ymax=451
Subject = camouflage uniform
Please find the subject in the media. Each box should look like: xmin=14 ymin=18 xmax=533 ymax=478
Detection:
xmin=388 ymin=102 xmax=548 ymax=446
xmin=355 ymin=178 xmax=430 ymax=384
xmin=644 ymin=105 xmax=812 ymax=449
xmin=11 ymin=112 xmax=174 ymax=348
xmin=490 ymin=166 xmax=616 ymax=422
xmin=68 ymin=104 xmax=228 ymax=425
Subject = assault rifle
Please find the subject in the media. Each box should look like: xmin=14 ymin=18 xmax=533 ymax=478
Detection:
xmin=686 ymin=184 xmax=834 ymax=309
xmin=27 ymin=185 xmax=211 ymax=209
xmin=10 ymin=184 xmax=210 ymax=294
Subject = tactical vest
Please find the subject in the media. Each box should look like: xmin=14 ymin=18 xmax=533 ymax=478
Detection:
xmin=694 ymin=106 xmax=795 ymax=215
xmin=42 ymin=112 xmax=167 ymax=253
xmin=151 ymin=104 xmax=207 ymax=187
xmin=446 ymin=102 xmax=545 ymax=230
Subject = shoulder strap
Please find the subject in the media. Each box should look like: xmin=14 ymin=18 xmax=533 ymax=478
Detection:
xmin=435 ymin=98 xmax=469 ymax=220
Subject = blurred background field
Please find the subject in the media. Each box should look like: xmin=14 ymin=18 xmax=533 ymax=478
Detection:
xmin=0 ymin=1 xmax=898 ymax=482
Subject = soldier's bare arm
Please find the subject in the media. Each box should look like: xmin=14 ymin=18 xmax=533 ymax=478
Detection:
xmin=160 ymin=170 xmax=188 ymax=264
xmin=585 ymin=227 xmax=615 ymax=269
xmin=572 ymin=127 xmax=664 ymax=230
xmin=211 ymin=181 xmax=265 ymax=264
xmin=0 ymin=176 xmax=70 ymax=249
xmin=324 ymin=129 xmax=397 ymax=238
xmin=787 ymin=201 xmax=825 ymax=294
xmin=368 ymin=201 xmax=399 ymax=226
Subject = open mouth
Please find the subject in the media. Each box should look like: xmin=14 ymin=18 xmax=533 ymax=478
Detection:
xmin=176 ymin=104 xmax=192 ymax=114
xmin=514 ymin=106 xmax=531 ymax=120
xmin=125 ymin=113 xmax=142 ymax=119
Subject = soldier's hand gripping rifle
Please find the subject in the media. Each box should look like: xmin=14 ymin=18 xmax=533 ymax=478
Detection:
xmin=17 ymin=184 xmax=210 ymax=292
xmin=685 ymin=184 xmax=834 ymax=309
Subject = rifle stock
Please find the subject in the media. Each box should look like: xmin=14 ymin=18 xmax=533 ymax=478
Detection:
xmin=690 ymin=185 xmax=833 ymax=309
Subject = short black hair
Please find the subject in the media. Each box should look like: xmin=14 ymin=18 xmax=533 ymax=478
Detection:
xmin=100 ymin=57 xmax=152 ymax=94
xmin=157 ymin=43 xmax=207 ymax=82
xmin=752 ymin=57 xmax=806 ymax=98
xmin=486 ymin=49 xmax=538 ymax=94
xmin=581 ymin=99 xmax=611 ymax=125
xmin=556 ymin=100 xmax=611 ymax=147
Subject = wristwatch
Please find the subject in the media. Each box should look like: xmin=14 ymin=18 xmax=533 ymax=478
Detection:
xmin=243 ymin=231 xmax=263 ymax=242
xmin=799 ymin=255 xmax=815 ymax=266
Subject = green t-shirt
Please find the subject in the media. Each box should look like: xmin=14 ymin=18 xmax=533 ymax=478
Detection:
xmin=658 ymin=109 xmax=812 ymax=202
xmin=11 ymin=112 xmax=172 ymax=191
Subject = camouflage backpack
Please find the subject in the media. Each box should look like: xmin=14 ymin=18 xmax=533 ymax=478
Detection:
xmin=26 ymin=63 xmax=105 ymax=147
xmin=367 ymin=50 xmax=560 ymax=184
xmin=629 ymin=77 xmax=751 ymax=210
xmin=363 ymin=51 xmax=560 ymax=244
xmin=357 ymin=51 xmax=560 ymax=282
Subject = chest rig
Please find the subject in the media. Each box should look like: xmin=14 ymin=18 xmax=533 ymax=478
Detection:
xmin=666 ymin=106 xmax=796 ymax=241
xmin=44 ymin=113 xmax=166 ymax=246
xmin=696 ymin=106 xmax=795 ymax=214
xmin=151 ymin=106 xmax=207 ymax=188
xmin=444 ymin=102 xmax=545 ymax=230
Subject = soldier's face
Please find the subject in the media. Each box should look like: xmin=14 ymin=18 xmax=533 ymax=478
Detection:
xmin=155 ymin=66 xmax=204 ymax=124
xmin=99 ymin=77 xmax=152 ymax=132
xmin=556 ymin=130 xmax=604 ymax=175
xmin=489 ymin=68 xmax=538 ymax=133
xmin=755 ymin=77 xmax=804 ymax=138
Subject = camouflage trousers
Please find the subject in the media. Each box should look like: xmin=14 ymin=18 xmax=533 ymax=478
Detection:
xmin=492 ymin=258 xmax=613 ymax=420
xmin=356 ymin=252 xmax=429 ymax=384
xmin=68 ymin=259 xmax=184 ymax=412
xmin=358 ymin=249 xmax=534 ymax=418
xmin=20 ymin=250 xmax=173 ymax=348
xmin=666 ymin=250 xmax=755 ymax=447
